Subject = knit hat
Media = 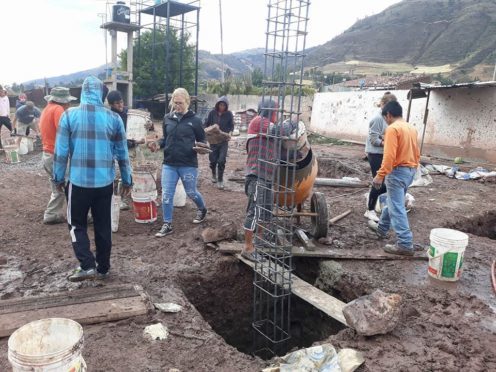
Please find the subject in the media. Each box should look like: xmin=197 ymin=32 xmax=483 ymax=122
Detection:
xmin=107 ymin=90 xmax=123 ymax=105
xmin=44 ymin=87 xmax=77 ymax=103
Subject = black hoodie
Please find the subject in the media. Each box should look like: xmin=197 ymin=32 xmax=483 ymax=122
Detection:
xmin=160 ymin=109 xmax=206 ymax=167
xmin=203 ymin=96 xmax=234 ymax=135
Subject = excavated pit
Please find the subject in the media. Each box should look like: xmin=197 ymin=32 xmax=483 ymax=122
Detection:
xmin=447 ymin=211 xmax=496 ymax=240
xmin=180 ymin=258 xmax=347 ymax=359
xmin=317 ymin=157 xmax=368 ymax=179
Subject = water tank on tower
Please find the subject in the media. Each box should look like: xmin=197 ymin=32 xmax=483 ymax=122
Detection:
xmin=112 ymin=1 xmax=130 ymax=24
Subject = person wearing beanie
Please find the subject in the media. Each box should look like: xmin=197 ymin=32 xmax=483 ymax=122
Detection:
xmin=241 ymin=98 xmax=278 ymax=262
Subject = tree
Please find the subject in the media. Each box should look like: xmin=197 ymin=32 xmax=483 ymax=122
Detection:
xmin=120 ymin=26 xmax=195 ymax=98
xmin=251 ymin=67 xmax=263 ymax=87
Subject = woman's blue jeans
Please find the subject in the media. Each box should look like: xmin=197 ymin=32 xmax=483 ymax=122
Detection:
xmin=161 ymin=165 xmax=206 ymax=223
xmin=377 ymin=166 xmax=416 ymax=249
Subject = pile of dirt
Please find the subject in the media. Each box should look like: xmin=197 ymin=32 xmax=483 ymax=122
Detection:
xmin=0 ymin=136 xmax=495 ymax=371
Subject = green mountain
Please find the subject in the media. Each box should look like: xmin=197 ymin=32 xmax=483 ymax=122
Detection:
xmin=305 ymin=0 xmax=496 ymax=76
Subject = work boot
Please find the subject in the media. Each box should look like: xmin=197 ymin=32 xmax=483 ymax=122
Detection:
xmin=211 ymin=169 xmax=217 ymax=183
xmin=67 ymin=267 xmax=97 ymax=282
xmin=241 ymin=250 xmax=265 ymax=263
xmin=384 ymin=244 xmax=414 ymax=256
xmin=43 ymin=215 xmax=66 ymax=225
xmin=217 ymin=181 xmax=224 ymax=190
xmin=367 ymin=220 xmax=389 ymax=239
xmin=119 ymin=200 xmax=130 ymax=211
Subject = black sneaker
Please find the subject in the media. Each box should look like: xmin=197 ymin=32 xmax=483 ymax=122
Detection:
xmin=155 ymin=222 xmax=173 ymax=237
xmin=193 ymin=208 xmax=207 ymax=224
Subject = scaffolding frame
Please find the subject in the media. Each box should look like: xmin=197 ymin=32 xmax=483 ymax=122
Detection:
xmin=130 ymin=0 xmax=200 ymax=112
xmin=252 ymin=0 xmax=310 ymax=359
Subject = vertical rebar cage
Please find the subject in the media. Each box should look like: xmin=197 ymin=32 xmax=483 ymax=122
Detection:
xmin=252 ymin=0 xmax=310 ymax=358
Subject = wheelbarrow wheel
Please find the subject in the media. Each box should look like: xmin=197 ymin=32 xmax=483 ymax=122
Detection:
xmin=310 ymin=192 xmax=328 ymax=239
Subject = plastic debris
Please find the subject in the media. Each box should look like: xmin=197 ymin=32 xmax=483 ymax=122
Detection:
xmin=144 ymin=323 xmax=169 ymax=341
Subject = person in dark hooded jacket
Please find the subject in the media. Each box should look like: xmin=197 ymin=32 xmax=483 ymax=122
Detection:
xmin=203 ymin=96 xmax=234 ymax=189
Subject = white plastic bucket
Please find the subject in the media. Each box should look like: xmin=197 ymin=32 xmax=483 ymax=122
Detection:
xmin=19 ymin=137 xmax=34 ymax=154
xmin=133 ymin=171 xmax=157 ymax=194
xmin=111 ymin=194 xmax=121 ymax=233
xmin=8 ymin=318 xmax=86 ymax=372
xmin=174 ymin=179 xmax=186 ymax=207
xmin=428 ymin=228 xmax=469 ymax=281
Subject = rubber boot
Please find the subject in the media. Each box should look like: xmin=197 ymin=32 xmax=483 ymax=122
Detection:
xmin=210 ymin=168 xmax=217 ymax=183
xmin=217 ymin=171 xmax=224 ymax=190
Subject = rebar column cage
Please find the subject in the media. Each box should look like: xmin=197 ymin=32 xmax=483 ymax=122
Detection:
xmin=252 ymin=0 xmax=310 ymax=359
xmin=131 ymin=0 xmax=200 ymax=112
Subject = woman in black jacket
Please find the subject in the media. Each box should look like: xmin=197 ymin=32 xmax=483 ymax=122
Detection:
xmin=149 ymin=88 xmax=208 ymax=237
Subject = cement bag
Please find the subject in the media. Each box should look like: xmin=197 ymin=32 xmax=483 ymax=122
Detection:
xmin=375 ymin=193 xmax=415 ymax=214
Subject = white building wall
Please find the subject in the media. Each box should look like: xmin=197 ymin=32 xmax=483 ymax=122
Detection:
xmin=310 ymin=88 xmax=496 ymax=162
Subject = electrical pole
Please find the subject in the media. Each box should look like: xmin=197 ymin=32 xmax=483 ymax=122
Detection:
xmin=219 ymin=0 xmax=225 ymax=84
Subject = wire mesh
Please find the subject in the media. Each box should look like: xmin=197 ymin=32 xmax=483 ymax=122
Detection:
xmin=252 ymin=0 xmax=310 ymax=358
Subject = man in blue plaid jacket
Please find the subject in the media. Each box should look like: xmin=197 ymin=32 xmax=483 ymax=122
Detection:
xmin=53 ymin=76 xmax=132 ymax=282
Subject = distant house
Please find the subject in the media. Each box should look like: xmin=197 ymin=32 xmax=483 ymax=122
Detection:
xmin=325 ymin=74 xmax=432 ymax=92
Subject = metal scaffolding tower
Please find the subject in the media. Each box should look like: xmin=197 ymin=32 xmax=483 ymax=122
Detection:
xmin=252 ymin=0 xmax=311 ymax=359
xmin=130 ymin=0 xmax=200 ymax=113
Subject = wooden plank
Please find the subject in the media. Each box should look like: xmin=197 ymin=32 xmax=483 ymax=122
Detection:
xmin=0 ymin=284 xmax=146 ymax=314
xmin=219 ymin=242 xmax=428 ymax=261
xmin=237 ymin=255 xmax=348 ymax=327
xmin=329 ymin=209 xmax=352 ymax=224
xmin=0 ymin=296 xmax=149 ymax=338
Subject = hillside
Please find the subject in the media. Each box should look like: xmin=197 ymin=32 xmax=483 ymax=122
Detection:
xmin=22 ymin=0 xmax=496 ymax=87
xmin=306 ymin=0 xmax=496 ymax=73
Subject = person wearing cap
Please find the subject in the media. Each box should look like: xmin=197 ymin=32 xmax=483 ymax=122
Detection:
xmin=0 ymin=85 xmax=14 ymax=149
xmin=39 ymin=87 xmax=77 ymax=224
xmin=364 ymin=92 xmax=397 ymax=222
xmin=203 ymin=96 xmax=234 ymax=190
xmin=242 ymin=98 xmax=279 ymax=262
xmin=14 ymin=101 xmax=41 ymax=144
xmin=53 ymin=76 xmax=132 ymax=282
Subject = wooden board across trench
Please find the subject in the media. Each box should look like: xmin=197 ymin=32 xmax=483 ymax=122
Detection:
xmin=0 ymin=284 xmax=152 ymax=338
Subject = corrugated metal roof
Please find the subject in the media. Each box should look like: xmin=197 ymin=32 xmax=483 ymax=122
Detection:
xmin=415 ymin=81 xmax=496 ymax=91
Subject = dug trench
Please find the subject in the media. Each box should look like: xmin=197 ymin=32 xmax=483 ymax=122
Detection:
xmin=179 ymin=257 xmax=354 ymax=359
xmin=446 ymin=210 xmax=496 ymax=240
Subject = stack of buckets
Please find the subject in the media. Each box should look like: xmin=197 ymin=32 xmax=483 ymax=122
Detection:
xmin=132 ymin=171 xmax=159 ymax=223
xmin=8 ymin=318 xmax=86 ymax=371
xmin=428 ymin=228 xmax=469 ymax=281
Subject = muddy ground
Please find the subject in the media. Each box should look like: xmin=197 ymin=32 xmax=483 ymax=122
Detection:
xmin=0 ymin=128 xmax=495 ymax=371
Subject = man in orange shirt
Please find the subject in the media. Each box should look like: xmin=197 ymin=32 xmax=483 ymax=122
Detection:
xmin=39 ymin=87 xmax=76 ymax=224
xmin=368 ymin=100 xmax=420 ymax=256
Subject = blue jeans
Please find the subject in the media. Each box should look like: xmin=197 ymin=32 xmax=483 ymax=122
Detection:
xmin=378 ymin=166 xmax=416 ymax=249
xmin=161 ymin=165 xmax=206 ymax=223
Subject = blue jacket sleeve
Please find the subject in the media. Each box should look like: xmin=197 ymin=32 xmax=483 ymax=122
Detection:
xmin=113 ymin=116 xmax=132 ymax=186
xmin=53 ymin=112 xmax=70 ymax=184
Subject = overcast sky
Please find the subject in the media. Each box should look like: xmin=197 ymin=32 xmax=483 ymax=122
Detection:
xmin=1 ymin=0 xmax=401 ymax=85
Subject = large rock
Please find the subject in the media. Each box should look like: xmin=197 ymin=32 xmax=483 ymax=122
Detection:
xmin=343 ymin=289 xmax=402 ymax=336
xmin=201 ymin=222 xmax=238 ymax=243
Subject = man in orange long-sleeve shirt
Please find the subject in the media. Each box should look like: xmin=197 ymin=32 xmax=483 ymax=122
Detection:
xmin=368 ymin=100 xmax=420 ymax=256
xmin=39 ymin=87 xmax=76 ymax=224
